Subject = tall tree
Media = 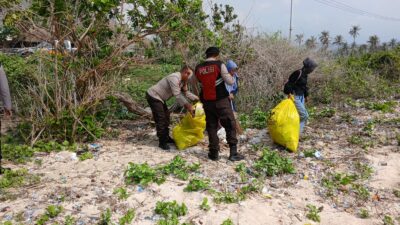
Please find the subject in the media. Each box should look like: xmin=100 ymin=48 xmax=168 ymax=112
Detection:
xmin=340 ymin=42 xmax=349 ymax=56
xmin=381 ymin=42 xmax=388 ymax=51
xmin=295 ymin=34 xmax=304 ymax=47
xmin=333 ymin=35 xmax=344 ymax=49
xmin=319 ymin=31 xmax=330 ymax=51
xmin=358 ymin=44 xmax=368 ymax=54
xmin=368 ymin=35 xmax=380 ymax=52
xmin=349 ymin=25 xmax=361 ymax=50
xmin=305 ymin=36 xmax=317 ymax=49
xmin=389 ymin=38 xmax=397 ymax=49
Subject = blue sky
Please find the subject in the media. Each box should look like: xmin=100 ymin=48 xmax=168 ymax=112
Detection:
xmin=210 ymin=0 xmax=400 ymax=44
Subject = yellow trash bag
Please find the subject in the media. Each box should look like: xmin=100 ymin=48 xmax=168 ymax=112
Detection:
xmin=267 ymin=96 xmax=300 ymax=152
xmin=173 ymin=103 xmax=206 ymax=150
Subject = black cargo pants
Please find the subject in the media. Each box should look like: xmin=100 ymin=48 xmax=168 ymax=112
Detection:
xmin=203 ymin=97 xmax=238 ymax=153
xmin=146 ymin=93 xmax=170 ymax=144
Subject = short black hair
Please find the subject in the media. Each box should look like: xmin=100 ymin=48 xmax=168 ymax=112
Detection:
xmin=180 ymin=65 xmax=193 ymax=72
xmin=205 ymin=47 xmax=220 ymax=58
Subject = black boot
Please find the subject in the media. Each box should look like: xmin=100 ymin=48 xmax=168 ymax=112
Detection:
xmin=159 ymin=142 xmax=170 ymax=150
xmin=167 ymin=136 xmax=175 ymax=144
xmin=208 ymin=149 xmax=220 ymax=161
xmin=228 ymin=145 xmax=245 ymax=161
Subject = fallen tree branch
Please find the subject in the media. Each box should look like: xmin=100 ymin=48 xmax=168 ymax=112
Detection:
xmin=114 ymin=92 xmax=152 ymax=119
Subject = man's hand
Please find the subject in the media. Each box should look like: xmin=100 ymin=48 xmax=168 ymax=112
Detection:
xmin=185 ymin=104 xmax=194 ymax=116
xmin=229 ymin=93 xmax=234 ymax=100
xmin=4 ymin=109 xmax=12 ymax=118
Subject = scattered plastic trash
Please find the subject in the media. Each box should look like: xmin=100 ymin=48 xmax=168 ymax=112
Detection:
xmin=88 ymin=143 xmax=101 ymax=151
xmin=70 ymin=152 xmax=78 ymax=161
xmin=137 ymin=185 xmax=144 ymax=193
xmin=379 ymin=162 xmax=387 ymax=166
xmin=314 ymin=151 xmax=323 ymax=159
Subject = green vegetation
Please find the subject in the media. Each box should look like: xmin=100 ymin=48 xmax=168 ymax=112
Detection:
xmin=200 ymin=197 xmax=211 ymax=211
xmin=36 ymin=205 xmax=63 ymax=225
xmin=393 ymin=189 xmax=400 ymax=198
xmin=235 ymin=162 xmax=248 ymax=182
xmin=239 ymin=108 xmax=271 ymax=129
xmin=155 ymin=201 xmax=188 ymax=225
xmin=364 ymin=101 xmax=397 ymax=113
xmin=184 ymin=178 xmax=210 ymax=192
xmin=79 ymin=152 xmax=94 ymax=161
xmin=113 ymin=187 xmax=130 ymax=200
xmin=221 ymin=219 xmax=234 ymax=225
xmin=355 ymin=162 xmax=374 ymax=180
xmin=253 ymin=148 xmax=295 ymax=177
xmin=119 ymin=209 xmax=135 ymax=225
xmin=0 ymin=168 xmax=40 ymax=189
xmin=64 ymin=215 xmax=76 ymax=225
xmin=124 ymin=162 xmax=166 ymax=186
xmin=98 ymin=209 xmax=112 ymax=225
xmin=213 ymin=191 xmax=245 ymax=204
xmin=306 ymin=204 xmax=322 ymax=222
xmin=383 ymin=215 xmax=394 ymax=225
xmin=124 ymin=156 xmax=200 ymax=187
xmin=359 ymin=208 xmax=369 ymax=219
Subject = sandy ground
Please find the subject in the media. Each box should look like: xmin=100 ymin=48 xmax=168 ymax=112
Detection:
xmin=0 ymin=102 xmax=399 ymax=225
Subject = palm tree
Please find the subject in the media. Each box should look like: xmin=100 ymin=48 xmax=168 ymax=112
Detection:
xmin=358 ymin=44 xmax=368 ymax=54
xmin=349 ymin=25 xmax=361 ymax=45
xmin=333 ymin=35 xmax=344 ymax=49
xmin=368 ymin=35 xmax=380 ymax=52
xmin=319 ymin=31 xmax=330 ymax=51
xmin=389 ymin=38 xmax=397 ymax=49
xmin=305 ymin=36 xmax=317 ymax=49
xmin=381 ymin=42 xmax=388 ymax=51
xmin=295 ymin=34 xmax=304 ymax=47
xmin=340 ymin=42 xmax=349 ymax=56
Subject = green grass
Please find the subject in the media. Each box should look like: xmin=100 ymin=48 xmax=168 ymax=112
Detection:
xmin=0 ymin=168 xmax=40 ymax=189
xmin=119 ymin=209 xmax=135 ymax=225
xmin=359 ymin=208 xmax=369 ymax=219
xmin=213 ymin=191 xmax=245 ymax=204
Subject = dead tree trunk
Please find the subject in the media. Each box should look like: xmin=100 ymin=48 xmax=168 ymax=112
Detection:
xmin=114 ymin=92 xmax=152 ymax=119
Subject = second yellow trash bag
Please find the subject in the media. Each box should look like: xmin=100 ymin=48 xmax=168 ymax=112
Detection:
xmin=267 ymin=97 xmax=300 ymax=152
xmin=173 ymin=103 xmax=206 ymax=150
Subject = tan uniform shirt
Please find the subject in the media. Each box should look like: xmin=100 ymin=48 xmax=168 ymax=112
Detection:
xmin=147 ymin=72 xmax=198 ymax=106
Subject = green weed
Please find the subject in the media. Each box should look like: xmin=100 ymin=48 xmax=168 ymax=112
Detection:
xmin=303 ymin=149 xmax=317 ymax=158
xmin=158 ymin=156 xmax=200 ymax=181
xmin=184 ymin=178 xmax=210 ymax=192
xmin=200 ymin=197 xmax=211 ymax=211
xmin=221 ymin=219 xmax=234 ymax=225
xmin=355 ymin=162 xmax=373 ymax=180
xmin=64 ymin=215 xmax=75 ymax=225
xmin=316 ymin=107 xmax=336 ymax=118
xmin=321 ymin=172 xmax=358 ymax=196
xmin=359 ymin=208 xmax=369 ymax=218
xmin=235 ymin=162 xmax=247 ymax=182
xmin=253 ymin=148 xmax=295 ymax=177
xmin=79 ymin=152 xmax=94 ymax=161
xmin=240 ymin=179 xmax=262 ymax=194
xmin=113 ymin=187 xmax=130 ymax=200
xmin=306 ymin=204 xmax=322 ymax=222
xmin=393 ymin=189 xmax=400 ymax=198
xmin=362 ymin=120 xmax=376 ymax=136
xmin=383 ymin=215 xmax=394 ymax=225
xmin=352 ymin=184 xmax=370 ymax=200
xmin=364 ymin=101 xmax=397 ymax=113
xmin=46 ymin=205 xmax=63 ymax=218
xmin=36 ymin=214 xmax=50 ymax=225
xmin=155 ymin=201 xmax=187 ymax=224
xmin=124 ymin=162 xmax=166 ymax=186
xmin=98 ymin=209 xmax=112 ymax=225
xmin=213 ymin=191 xmax=245 ymax=204
xmin=0 ymin=168 xmax=40 ymax=189
xmin=119 ymin=209 xmax=135 ymax=225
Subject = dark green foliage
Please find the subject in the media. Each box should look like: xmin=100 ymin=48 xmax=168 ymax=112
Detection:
xmin=359 ymin=208 xmax=369 ymax=218
xmin=113 ymin=187 xmax=130 ymax=200
xmin=155 ymin=201 xmax=187 ymax=225
xmin=383 ymin=215 xmax=394 ymax=225
xmin=184 ymin=178 xmax=210 ymax=192
xmin=64 ymin=215 xmax=75 ymax=225
xmin=124 ymin=162 xmax=166 ymax=186
xmin=364 ymin=101 xmax=397 ymax=113
xmin=45 ymin=205 xmax=63 ymax=218
xmin=98 ymin=209 xmax=112 ymax=225
xmin=0 ymin=169 xmax=40 ymax=189
xmin=239 ymin=108 xmax=271 ymax=129
xmin=79 ymin=152 xmax=94 ymax=161
xmin=253 ymin=148 xmax=295 ymax=177
xmin=213 ymin=191 xmax=245 ymax=204
xmin=158 ymin=156 xmax=200 ymax=181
